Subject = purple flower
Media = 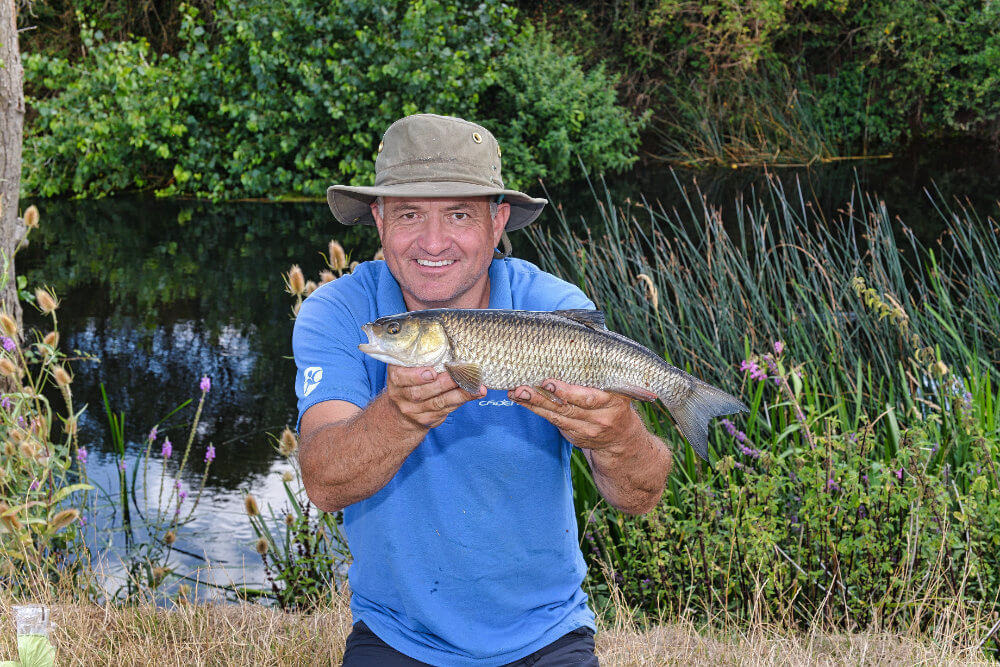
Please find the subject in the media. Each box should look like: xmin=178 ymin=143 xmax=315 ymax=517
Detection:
xmin=29 ymin=480 xmax=40 ymax=491
xmin=771 ymin=376 xmax=783 ymax=386
xmin=2 ymin=337 xmax=15 ymax=351
xmin=119 ymin=460 xmax=126 ymax=472
xmin=199 ymin=376 xmax=211 ymax=393
xmin=178 ymin=490 xmax=188 ymax=503
xmin=750 ymin=366 xmax=768 ymax=382
xmin=773 ymin=340 xmax=785 ymax=356
xmin=740 ymin=359 xmax=758 ymax=374
xmin=77 ymin=447 xmax=88 ymax=465
xmin=174 ymin=480 xmax=182 ymax=490
xmin=205 ymin=444 xmax=216 ymax=463
xmin=1 ymin=396 xmax=10 ymax=411
xmin=826 ymin=478 xmax=841 ymax=493
xmin=735 ymin=431 xmax=747 ymax=443
xmin=148 ymin=426 xmax=158 ymax=442
xmin=894 ymin=468 xmax=903 ymax=480
xmin=161 ymin=438 xmax=173 ymax=459
xmin=721 ymin=418 xmax=737 ymax=436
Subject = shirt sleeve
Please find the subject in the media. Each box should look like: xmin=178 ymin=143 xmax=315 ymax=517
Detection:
xmin=292 ymin=288 xmax=373 ymax=430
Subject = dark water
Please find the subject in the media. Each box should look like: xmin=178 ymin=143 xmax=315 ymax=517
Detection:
xmin=18 ymin=145 xmax=999 ymax=598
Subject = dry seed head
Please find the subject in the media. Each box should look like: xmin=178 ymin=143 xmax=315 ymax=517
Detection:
xmin=177 ymin=584 xmax=191 ymax=600
xmin=279 ymin=427 xmax=297 ymax=457
xmin=23 ymin=205 xmax=40 ymax=229
xmin=53 ymin=365 xmax=72 ymax=387
xmin=329 ymin=240 xmax=348 ymax=270
xmin=244 ymin=494 xmax=260 ymax=517
xmin=319 ymin=270 xmax=335 ymax=284
xmin=0 ymin=358 xmax=19 ymax=378
xmin=635 ymin=273 xmax=659 ymax=311
xmin=10 ymin=429 xmax=24 ymax=443
xmin=284 ymin=513 xmax=295 ymax=526
xmin=373 ymin=247 xmax=385 ymax=261
xmin=3 ymin=441 xmax=14 ymax=456
xmin=0 ymin=313 xmax=17 ymax=338
xmin=19 ymin=441 xmax=37 ymax=459
xmin=49 ymin=508 xmax=80 ymax=531
xmin=286 ymin=265 xmax=306 ymax=296
xmin=255 ymin=537 xmax=269 ymax=555
xmin=0 ymin=504 xmax=22 ymax=531
xmin=349 ymin=261 xmax=359 ymax=273
xmin=164 ymin=530 xmax=177 ymax=545
xmin=43 ymin=331 xmax=59 ymax=349
xmin=65 ymin=417 xmax=78 ymax=436
xmin=281 ymin=470 xmax=294 ymax=483
xmin=303 ymin=280 xmax=318 ymax=296
xmin=35 ymin=288 xmax=59 ymax=314
xmin=930 ymin=360 xmax=949 ymax=378
xmin=152 ymin=566 xmax=168 ymax=584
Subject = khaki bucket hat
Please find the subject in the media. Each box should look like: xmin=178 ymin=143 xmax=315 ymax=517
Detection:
xmin=326 ymin=114 xmax=547 ymax=232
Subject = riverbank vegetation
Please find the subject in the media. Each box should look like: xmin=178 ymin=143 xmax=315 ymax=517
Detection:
xmin=18 ymin=0 xmax=1000 ymax=199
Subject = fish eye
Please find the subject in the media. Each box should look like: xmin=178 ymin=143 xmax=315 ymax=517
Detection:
xmin=386 ymin=322 xmax=401 ymax=335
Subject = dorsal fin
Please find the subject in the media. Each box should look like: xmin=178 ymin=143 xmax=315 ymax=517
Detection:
xmin=552 ymin=309 xmax=606 ymax=330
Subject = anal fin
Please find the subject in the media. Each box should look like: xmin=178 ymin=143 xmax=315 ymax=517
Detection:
xmin=445 ymin=362 xmax=483 ymax=395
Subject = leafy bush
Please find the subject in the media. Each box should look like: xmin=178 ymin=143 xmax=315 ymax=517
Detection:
xmin=23 ymin=1 xmax=644 ymax=199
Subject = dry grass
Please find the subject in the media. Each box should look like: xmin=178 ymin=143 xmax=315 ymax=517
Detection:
xmin=1 ymin=587 xmax=993 ymax=666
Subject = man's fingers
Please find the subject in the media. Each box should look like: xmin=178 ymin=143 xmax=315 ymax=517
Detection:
xmin=387 ymin=364 xmax=438 ymax=388
xmin=538 ymin=379 xmax=616 ymax=409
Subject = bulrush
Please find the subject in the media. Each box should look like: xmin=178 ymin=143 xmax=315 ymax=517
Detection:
xmin=35 ymin=287 xmax=59 ymax=314
xmin=53 ymin=365 xmax=72 ymax=387
xmin=244 ymin=494 xmax=260 ymax=517
xmin=329 ymin=239 xmax=348 ymax=271
xmin=0 ymin=358 xmax=20 ymax=377
xmin=49 ymin=508 xmax=80 ymax=531
xmin=23 ymin=205 xmax=39 ymax=229
xmin=0 ymin=313 xmax=16 ymax=338
xmin=279 ymin=427 xmax=297 ymax=457
xmin=286 ymin=265 xmax=306 ymax=296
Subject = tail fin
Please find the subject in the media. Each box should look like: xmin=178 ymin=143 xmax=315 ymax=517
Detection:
xmin=663 ymin=379 xmax=748 ymax=461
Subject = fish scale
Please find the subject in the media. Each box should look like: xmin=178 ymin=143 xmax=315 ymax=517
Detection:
xmin=359 ymin=308 xmax=748 ymax=461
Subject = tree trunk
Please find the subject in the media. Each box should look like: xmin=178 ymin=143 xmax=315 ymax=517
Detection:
xmin=0 ymin=0 xmax=24 ymax=332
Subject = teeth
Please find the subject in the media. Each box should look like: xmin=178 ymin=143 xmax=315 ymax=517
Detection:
xmin=416 ymin=259 xmax=455 ymax=267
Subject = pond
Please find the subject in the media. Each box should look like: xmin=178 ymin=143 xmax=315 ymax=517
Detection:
xmin=18 ymin=140 xmax=1000 ymax=601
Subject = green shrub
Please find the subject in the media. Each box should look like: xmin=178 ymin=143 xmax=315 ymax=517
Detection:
xmin=23 ymin=1 xmax=643 ymax=199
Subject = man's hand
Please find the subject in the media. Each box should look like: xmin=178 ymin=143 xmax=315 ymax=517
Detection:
xmin=387 ymin=365 xmax=485 ymax=430
xmin=507 ymin=379 xmax=638 ymax=451
xmin=508 ymin=378 xmax=671 ymax=515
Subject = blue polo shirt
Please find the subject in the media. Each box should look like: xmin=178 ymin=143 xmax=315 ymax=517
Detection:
xmin=293 ymin=257 xmax=596 ymax=666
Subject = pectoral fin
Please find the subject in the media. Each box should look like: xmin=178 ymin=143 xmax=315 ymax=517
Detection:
xmin=445 ymin=362 xmax=483 ymax=395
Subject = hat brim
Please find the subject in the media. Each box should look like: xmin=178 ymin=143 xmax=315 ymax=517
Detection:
xmin=327 ymin=182 xmax=547 ymax=232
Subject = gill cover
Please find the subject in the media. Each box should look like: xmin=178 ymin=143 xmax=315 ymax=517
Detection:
xmin=358 ymin=315 xmax=451 ymax=368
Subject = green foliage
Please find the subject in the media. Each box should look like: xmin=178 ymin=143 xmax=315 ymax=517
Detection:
xmin=23 ymin=1 xmax=643 ymax=199
xmin=481 ymin=25 xmax=649 ymax=188
xmin=530 ymin=175 xmax=1000 ymax=637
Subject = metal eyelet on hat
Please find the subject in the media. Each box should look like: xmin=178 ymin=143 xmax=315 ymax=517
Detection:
xmin=472 ymin=132 xmax=483 ymax=144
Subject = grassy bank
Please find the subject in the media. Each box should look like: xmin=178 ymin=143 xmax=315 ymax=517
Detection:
xmin=1 ymin=589 xmax=993 ymax=665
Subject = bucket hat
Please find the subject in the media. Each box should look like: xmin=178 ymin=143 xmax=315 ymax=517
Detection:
xmin=326 ymin=114 xmax=547 ymax=232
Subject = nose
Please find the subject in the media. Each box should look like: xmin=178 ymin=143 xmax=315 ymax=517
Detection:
xmin=415 ymin=215 xmax=451 ymax=256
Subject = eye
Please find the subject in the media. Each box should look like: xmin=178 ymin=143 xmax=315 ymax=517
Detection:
xmin=386 ymin=322 xmax=401 ymax=335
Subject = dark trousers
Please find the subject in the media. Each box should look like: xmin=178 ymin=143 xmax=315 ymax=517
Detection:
xmin=342 ymin=621 xmax=599 ymax=666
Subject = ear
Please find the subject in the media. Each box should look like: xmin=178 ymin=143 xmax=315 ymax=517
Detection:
xmin=492 ymin=202 xmax=510 ymax=248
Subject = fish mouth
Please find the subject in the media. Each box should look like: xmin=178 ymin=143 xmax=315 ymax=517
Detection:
xmin=358 ymin=324 xmax=406 ymax=366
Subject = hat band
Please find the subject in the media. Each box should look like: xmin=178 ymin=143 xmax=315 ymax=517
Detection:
xmin=376 ymin=159 xmax=504 ymax=190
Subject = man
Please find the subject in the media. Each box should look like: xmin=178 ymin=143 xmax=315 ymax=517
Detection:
xmin=294 ymin=114 xmax=672 ymax=666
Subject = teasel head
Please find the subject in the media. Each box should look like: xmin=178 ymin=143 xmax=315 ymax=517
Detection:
xmin=9 ymin=429 xmax=24 ymax=444
xmin=164 ymin=530 xmax=177 ymax=545
xmin=930 ymin=360 xmax=949 ymax=378
xmin=64 ymin=417 xmax=78 ymax=437
xmin=43 ymin=331 xmax=59 ymax=350
xmin=152 ymin=566 xmax=168 ymax=586
xmin=244 ymin=494 xmax=260 ymax=517
xmin=35 ymin=287 xmax=59 ymax=315
xmin=329 ymin=240 xmax=348 ymax=271
xmin=373 ymin=247 xmax=385 ymax=261
xmin=303 ymin=280 xmax=318 ymax=297
xmin=255 ymin=537 xmax=269 ymax=555
xmin=286 ymin=265 xmax=306 ymax=296
xmin=49 ymin=508 xmax=80 ymax=531
xmin=278 ymin=427 xmax=297 ymax=457
xmin=3 ymin=441 xmax=15 ymax=456
xmin=285 ymin=513 xmax=295 ymax=526
xmin=349 ymin=261 xmax=359 ymax=273
xmin=23 ymin=205 xmax=40 ymax=229
xmin=319 ymin=270 xmax=335 ymax=284
xmin=0 ymin=358 xmax=19 ymax=378
xmin=281 ymin=470 xmax=294 ymax=484
xmin=53 ymin=365 xmax=72 ymax=387
xmin=0 ymin=313 xmax=17 ymax=338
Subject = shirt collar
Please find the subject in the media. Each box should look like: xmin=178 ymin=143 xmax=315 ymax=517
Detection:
xmin=376 ymin=258 xmax=512 ymax=316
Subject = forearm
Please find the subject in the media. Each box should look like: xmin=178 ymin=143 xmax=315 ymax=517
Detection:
xmin=299 ymin=392 xmax=429 ymax=512
xmin=586 ymin=414 xmax=672 ymax=515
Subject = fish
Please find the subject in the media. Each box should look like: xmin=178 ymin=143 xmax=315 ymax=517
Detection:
xmin=358 ymin=308 xmax=747 ymax=461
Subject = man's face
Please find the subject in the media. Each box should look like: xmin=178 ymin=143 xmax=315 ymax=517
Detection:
xmin=372 ymin=196 xmax=509 ymax=311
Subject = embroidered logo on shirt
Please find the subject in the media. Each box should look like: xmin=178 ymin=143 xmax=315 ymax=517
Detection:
xmin=478 ymin=399 xmax=515 ymax=407
xmin=303 ymin=367 xmax=323 ymax=396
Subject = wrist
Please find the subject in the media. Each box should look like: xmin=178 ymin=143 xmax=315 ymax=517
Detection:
xmin=377 ymin=391 xmax=431 ymax=438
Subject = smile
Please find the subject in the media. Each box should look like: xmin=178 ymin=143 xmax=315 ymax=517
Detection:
xmin=415 ymin=259 xmax=455 ymax=267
